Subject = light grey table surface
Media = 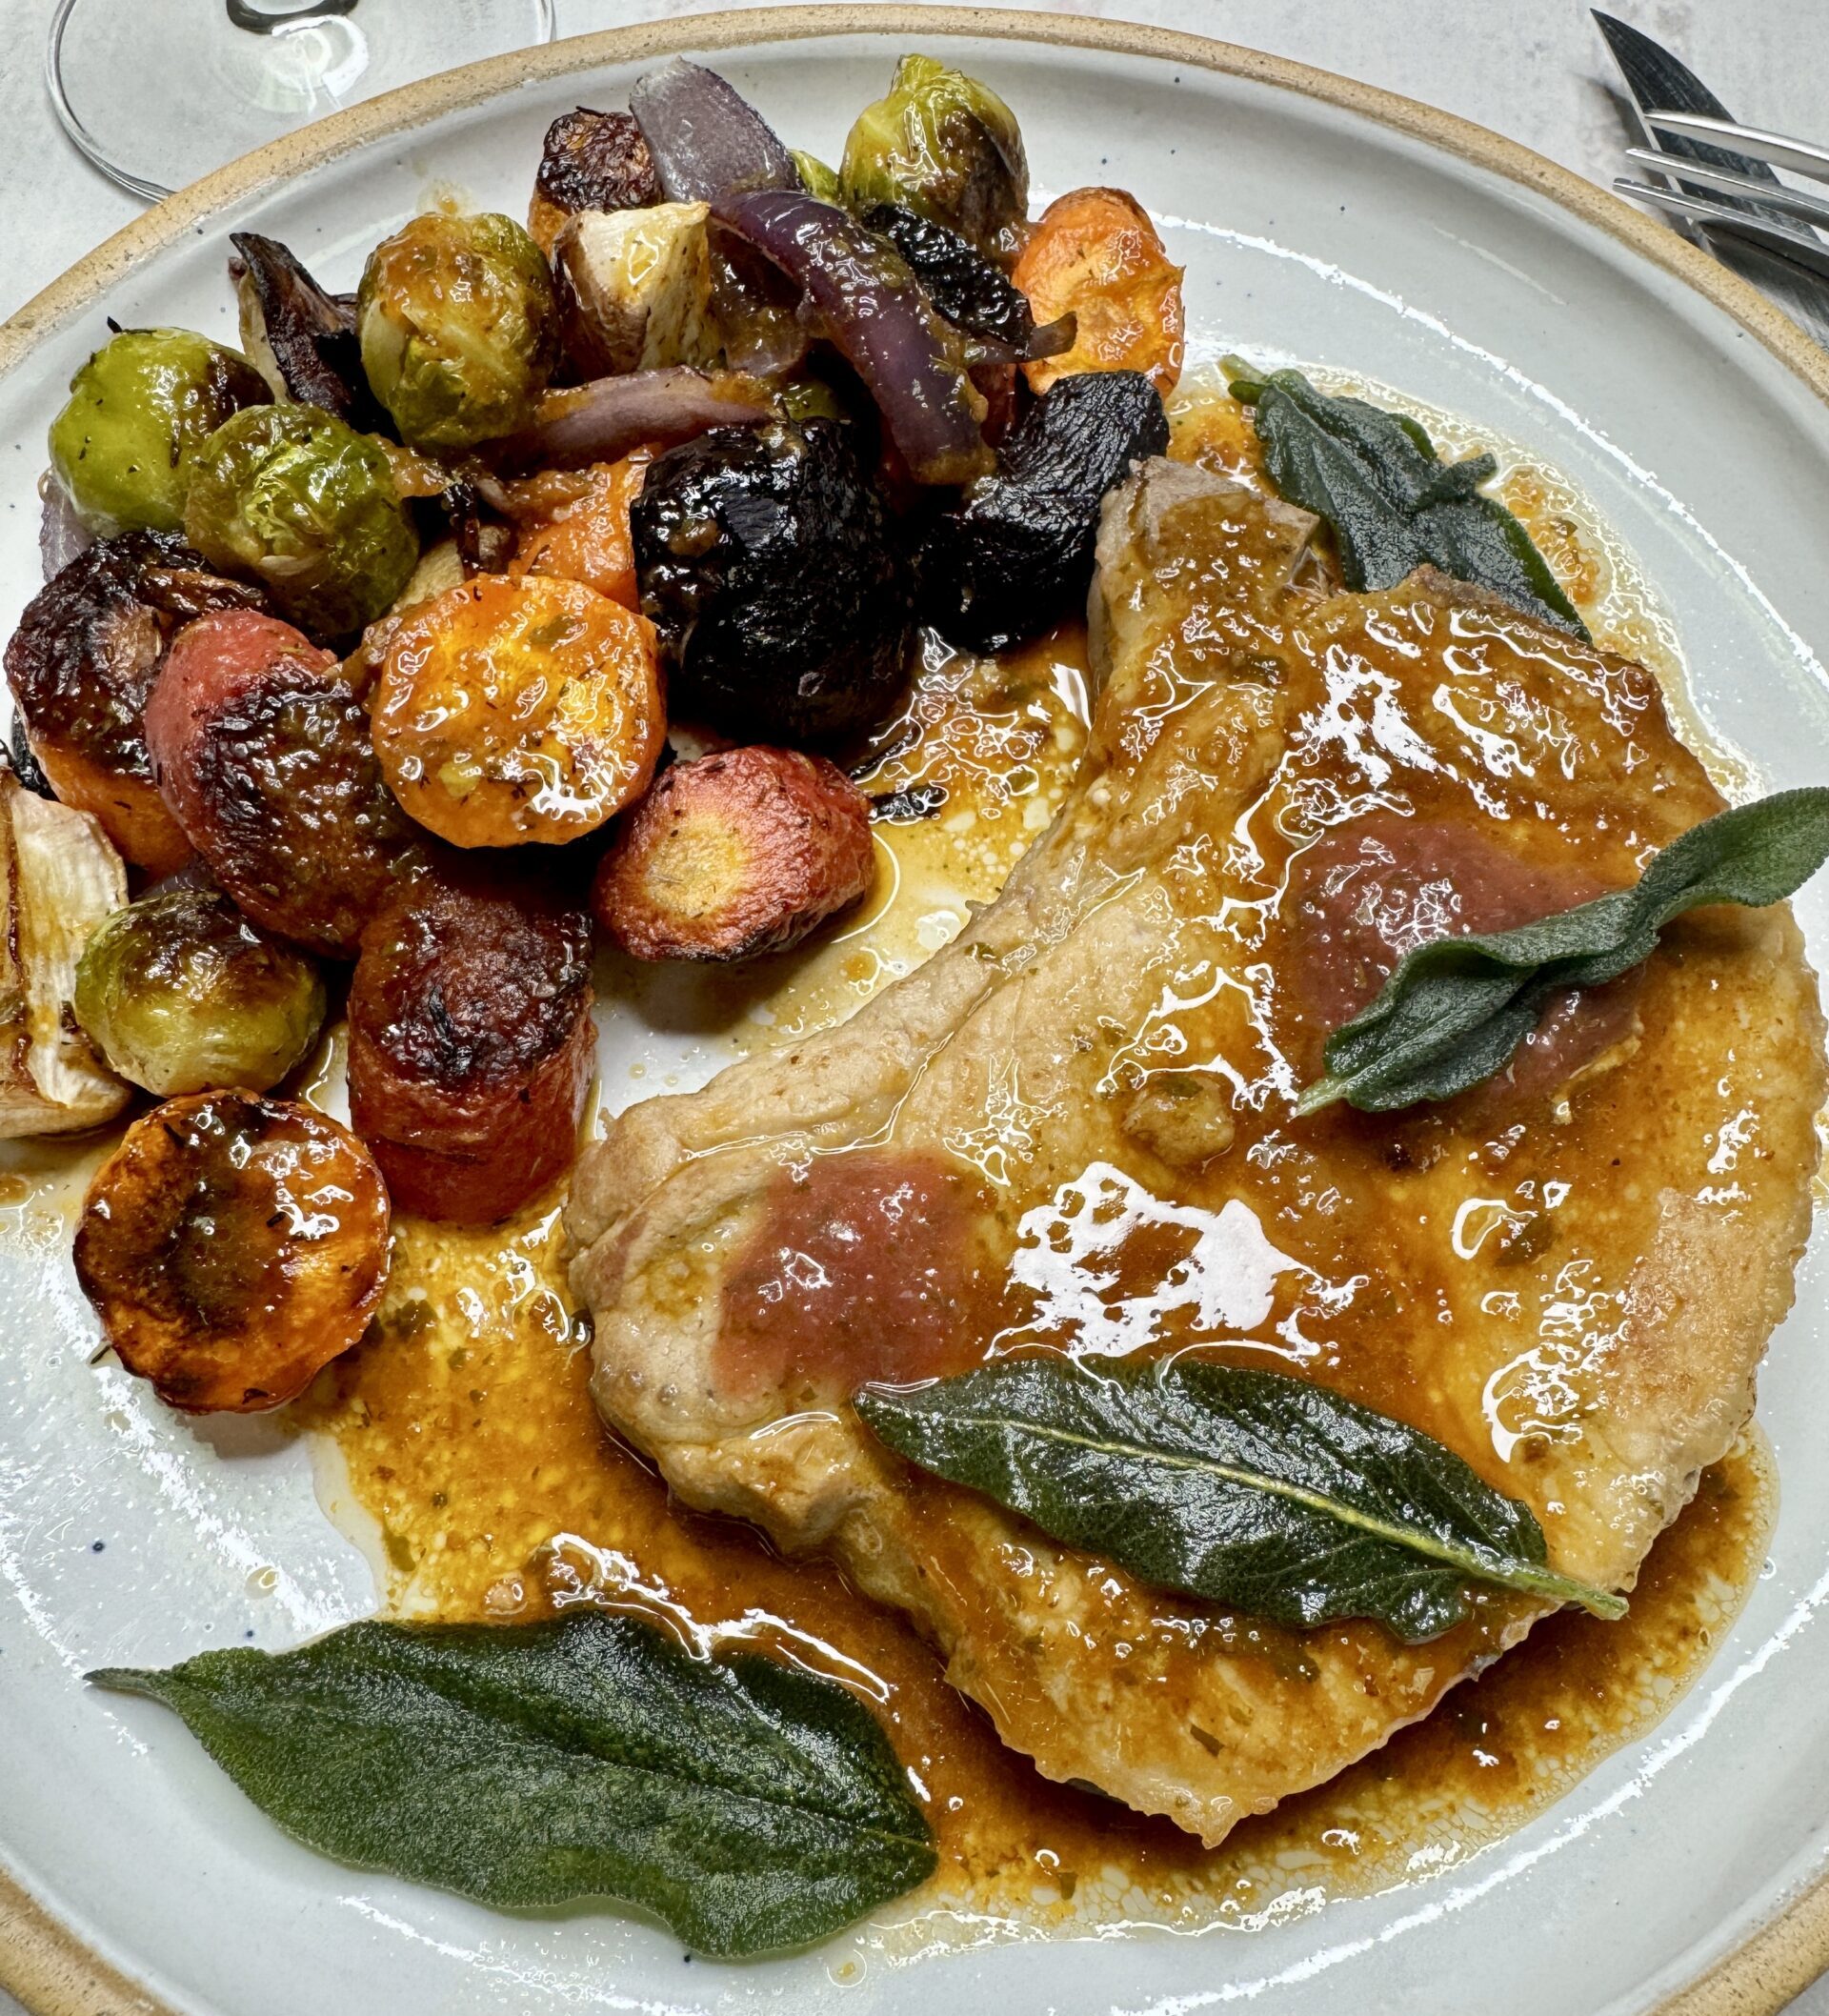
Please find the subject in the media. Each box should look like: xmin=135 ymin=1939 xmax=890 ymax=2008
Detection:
xmin=2 ymin=3 xmax=1827 ymax=2013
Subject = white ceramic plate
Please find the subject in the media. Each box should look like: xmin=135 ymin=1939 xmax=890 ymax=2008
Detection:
xmin=5 ymin=12 xmax=1829 ymax=2015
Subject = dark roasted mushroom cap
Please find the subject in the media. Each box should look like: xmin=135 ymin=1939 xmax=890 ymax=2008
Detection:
xmin=231 ymin=232 xmax=386 ymax=430
xmin=918 ymin=370 xmax=1170 ymax=655
xmin=633 ymin=418 xmax=915 ymax=744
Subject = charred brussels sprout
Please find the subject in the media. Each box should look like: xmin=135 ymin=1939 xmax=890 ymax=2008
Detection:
xmin=48 ymin=328 xmax=270 ymax=536
xmin=357 ymin=211 xmax=559 ymax=449
xmin=920 ymin=370 xmax=1168 ymax=654
xmin=183 ymin=403 xmax=418 ymax=636
xmin=839 ymin=56 xmax=1028 ymax=255
xmin=74 ymin=883 xmax=326 ymax=1098
xmin=633 ymin=418 xmax=913 ymax=743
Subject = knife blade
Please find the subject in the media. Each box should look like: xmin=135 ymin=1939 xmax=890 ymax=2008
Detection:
xmin=1593 ymin=10 xmax=1829 ymax=351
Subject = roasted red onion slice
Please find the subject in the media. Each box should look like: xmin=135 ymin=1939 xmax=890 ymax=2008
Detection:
xmin=713 ymin=189 xmax=994 ymax=487
xmin=38 ymin=475 xmax=91 ymax=580
xmin=630 ymin=59 xmax=801 ymax=203
xmin=488 ymin=367 xmax=773 ymax=471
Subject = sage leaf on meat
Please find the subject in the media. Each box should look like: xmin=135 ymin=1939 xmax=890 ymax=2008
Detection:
xmin=89 ymin=1609 xmax=935 ymax=1956
xmin=1297 ymin=786 xmax=1829 ymax=1117
xmin=857 ymin=1359 xmax=1621 ymax=1643
xmin=1223 ymin=356 xmax=1590 ymax=638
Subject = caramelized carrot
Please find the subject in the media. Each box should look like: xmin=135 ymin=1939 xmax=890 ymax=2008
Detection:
xmin=371 ymin=574 xmax=664 ymax=848
xmin=1012 ymin=187 xmax=1184 ymax=396
xmin=74 ymin=1093 xmax=390 ymax=1413
xmin=593 ymin=745 xmax=876 ymax=962
xmin=511 ymin=449 xmax=653 ymax=609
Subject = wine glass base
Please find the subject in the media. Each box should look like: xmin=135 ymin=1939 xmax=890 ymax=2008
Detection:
xmin=47 ymin=0 xmax=557 ymax=203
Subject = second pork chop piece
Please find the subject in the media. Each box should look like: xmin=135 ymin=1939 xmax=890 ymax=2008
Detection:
xmin=568 ymin=458 xmax=1823 ymax=1846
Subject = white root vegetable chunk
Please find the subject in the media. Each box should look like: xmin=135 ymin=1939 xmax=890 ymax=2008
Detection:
xmin=0 ymin=767 xmax=131 ymax=1137
xmin=555 ymin=202 xmax=717 ymax=375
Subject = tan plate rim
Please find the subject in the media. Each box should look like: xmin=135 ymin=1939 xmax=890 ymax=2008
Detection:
xmin=2 ymin=9 xmax=1827 ymax=2015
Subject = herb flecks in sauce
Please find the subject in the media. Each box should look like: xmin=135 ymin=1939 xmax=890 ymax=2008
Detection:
xmin=302 ymin=1196 xmax=1773 ymax=1945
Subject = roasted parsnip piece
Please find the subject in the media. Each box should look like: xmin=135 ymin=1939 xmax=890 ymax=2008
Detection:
xmin=74 ymin=1093 xmax=390 ymax=1413
xmin=553 ymin=203 xmax=718 ymax=378
xmin=1013 ymin=187 xmax=1184 ymax=396
xmin=0 ymin=766 xmax=130 ymax=1138
xmin=593 ymin=745 xmax=875 ymax=961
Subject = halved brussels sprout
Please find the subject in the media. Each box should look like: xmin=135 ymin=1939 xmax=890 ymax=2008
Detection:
xmin=48 ymin=327 xmax=270 ymax=535
xmin=839 ymin=55 xmax=1028 ymax=254
xmin=789 ymin=150 xmax=843 ymax=203
xmin=356 ymin=211 xmax=559 ymax=449
xmin=73 ymin=882 xmax=326 ymax=1098
xmin=183 ymin=402 xmax=419 ymax=637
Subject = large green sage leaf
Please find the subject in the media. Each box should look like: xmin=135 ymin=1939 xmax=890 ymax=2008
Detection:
xmin=90 ymin=1609 xmax=934 ymax=1956
xmin=1224 ymin=356 xmax=1590 ymax=638
xmin=1297 ymin=786 xmax=1829 ymax=1116
xmin=857 ymin=1358 xmax=1621 ymax=1643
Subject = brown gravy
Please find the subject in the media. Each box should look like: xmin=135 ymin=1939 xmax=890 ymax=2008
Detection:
xmin=299 ymin=1197 xmax=1775 ymax=1940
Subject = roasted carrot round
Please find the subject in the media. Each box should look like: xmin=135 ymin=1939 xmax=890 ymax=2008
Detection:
xmin=511 ymin=449 xmax=653 ymax=609
xmin=73 ymin=1092 xmax=390 ymax=1414
xmin=593 ymin=745 xmax=876 ymax=962
xmin=1012 ymin=186 xmax=1184 ymax=396
xmin=371 ymin=574 xmax=664 ymax=848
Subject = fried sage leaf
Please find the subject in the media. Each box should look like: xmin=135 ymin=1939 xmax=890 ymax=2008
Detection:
xmin=90 ymin=1609 xmax=934 ymax=1956
xmin=857 ymin=1359 xmax=1621 ymax=1644
xmin=1298 ymin=787 xmax=1829 ymax=1116
xmin=1224 ymin=356 xmax=1589 ymax=638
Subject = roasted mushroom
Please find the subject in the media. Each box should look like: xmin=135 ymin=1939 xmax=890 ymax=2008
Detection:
xmin=919 ymin=370 xmax=1170 ymax=654
xmin=839 ymin=55 xmax=1029 ymax=255
xmin=593 ymin=745 xmax=876 ymax=961
xmin=145 ymin=608 xmax=420 ymax=957
xmin=527 ymin=108 xmax=663 ymax=254
xmin=0 ymin=764 xmax=130 ymax=1139
xmin=3 ymin=530 xmax=265 ymax=874
xmin=73 ymin=882 xmax=326 ymax=1098
xmin=184 ymin=402 xmax=419 ymax=637
xmin=633 ymin=417 xmax=914 ymax=742
xmin=357 ymin=211 xmax=560 ymax=450
xmin=862 ymin=202 xmax=1072 ymax=364
xmin=74 ymin=1092 xmax=390 ymax=1413
xmin=48 ymin=327 xmax=271 ymax=535
xmin=348 ymin=862 xmax=595 ymax=1221
xmin=369 ymin=574 xmax=664 ymax=848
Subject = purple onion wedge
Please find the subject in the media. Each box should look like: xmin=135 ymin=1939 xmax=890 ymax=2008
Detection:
xmin=713 ymin=189 xmax=994 ymax=487
xmin=630 ymin=59 xmax=802 ymax=203
xmin=487 ymin=367 xmax=774 ymax=471
xmin=38 ymin=476 xmax=91 ymax=581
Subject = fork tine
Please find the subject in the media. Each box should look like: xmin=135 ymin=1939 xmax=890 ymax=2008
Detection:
xmin=1646 ymin=112 xmax=1829 ymax=187
xmin=1614 ymin=180 xmax=1829 ymax=284
xmin=1623 ymin=148 xmax=1829 ymax=231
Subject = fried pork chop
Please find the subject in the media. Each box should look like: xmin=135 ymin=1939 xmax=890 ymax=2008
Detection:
xmin=568 ymin=458 xmax=1824 ymax=1845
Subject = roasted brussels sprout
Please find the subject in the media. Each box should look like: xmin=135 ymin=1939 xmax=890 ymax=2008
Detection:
xmin=919 ymin=369 xmax=1169 ymax=654
xmin=183 ymin=402 xmax=418 ymax=636
xmin=356 ymin=211 xmax=559 ymax=449
xmin=48 ymin=327 xmax=270 ymax=536
xmin=74 ymin=884 xmax=326 ymax=1098
xmin=839 ymin=55 xmax=1028 ymax=254
xmin=633 ymin=418 xmax=914 ymax=743
xmin=790 ymin=150 xmax=843 ymax=203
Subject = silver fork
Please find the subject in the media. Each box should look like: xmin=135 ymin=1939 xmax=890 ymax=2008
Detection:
xmin=1594 ymin=10 xmax=1829 ymax=350
xmin=1617 ymin=113 xmax=1829 ymax=286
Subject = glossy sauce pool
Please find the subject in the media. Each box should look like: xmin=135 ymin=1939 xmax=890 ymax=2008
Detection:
xmin=25 ymin=376 xmax=1793 ymax=1953
xmin=299 ymin=1196 xmax=1776 ymax=1949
